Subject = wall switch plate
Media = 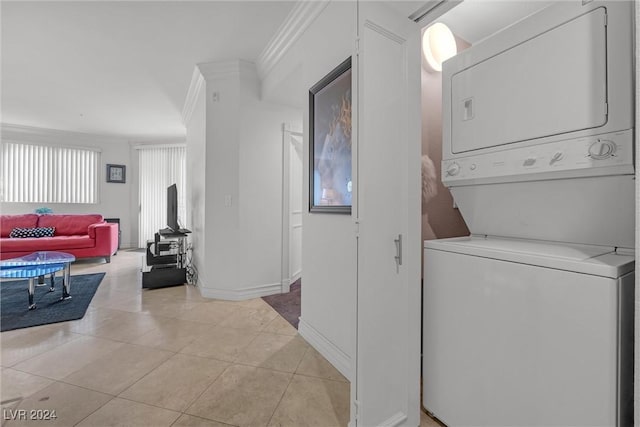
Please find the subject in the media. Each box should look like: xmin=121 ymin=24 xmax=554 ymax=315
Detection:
xmin=224 ymin=195 xmax=232 ymax=207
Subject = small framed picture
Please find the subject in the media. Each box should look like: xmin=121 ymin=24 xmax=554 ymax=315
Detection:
xmin=106 ymin=164 xmax=126 ymax=183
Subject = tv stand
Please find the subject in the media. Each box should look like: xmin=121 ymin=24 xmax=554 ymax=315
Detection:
xmin=158 ymin=228 xmax=191 ymax=236
xmin=142 ymin=229 xmax=191 ymax=289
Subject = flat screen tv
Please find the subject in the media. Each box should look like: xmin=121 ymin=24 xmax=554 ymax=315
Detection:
xmin=167 ymin=184 xmax=179 ymax=232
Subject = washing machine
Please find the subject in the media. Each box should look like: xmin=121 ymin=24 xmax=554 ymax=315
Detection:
xmin=423 ymin=236 xmax=634 ymax=426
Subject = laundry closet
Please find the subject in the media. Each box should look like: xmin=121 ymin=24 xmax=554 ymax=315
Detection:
xmin=419 ymin=1 xmax=635 ymax=425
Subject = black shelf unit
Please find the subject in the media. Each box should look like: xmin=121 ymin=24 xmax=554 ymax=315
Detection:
xmin=142 ymin=229 xmax=190 ymax=289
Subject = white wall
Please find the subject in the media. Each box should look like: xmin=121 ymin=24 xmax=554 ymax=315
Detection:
xmin=184 ymin=61 xmax=301 ymax=299
xmin=185 ymin=88 xmax=207 ymax=286
xmin=0 ymin=124 xmax=136 ymax=248
xmin=262 ymin=1 xmax=356 ymax=379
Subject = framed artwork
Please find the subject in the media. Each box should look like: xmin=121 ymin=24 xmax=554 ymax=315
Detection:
xmin=309 ymin=57 xmax=352 ymax=214
xmin=106 ymin=164 xmax=126 ymax=183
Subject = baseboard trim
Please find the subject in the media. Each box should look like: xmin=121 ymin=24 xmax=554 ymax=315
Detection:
xmin=298 ymin=318 xmax=351 ymax=381
xmin=291 ymin=270 xmax=301 ymax=283
xmin=199 ymin=282 xmax=281 ymax=301
xmin=280 ymin=278 xmax=291 ymax=293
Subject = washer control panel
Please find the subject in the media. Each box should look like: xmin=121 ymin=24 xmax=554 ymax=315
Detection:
xmin=442 ymin=129 xmax=634 ymax=185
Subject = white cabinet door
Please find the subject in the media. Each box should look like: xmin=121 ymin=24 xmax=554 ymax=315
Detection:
xmin=289 ymin=132 xmax=303 ymax=283
xmin=354 ymin=2 xmax=421 ymax=425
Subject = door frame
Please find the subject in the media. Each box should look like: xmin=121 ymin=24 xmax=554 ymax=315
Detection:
xmin=281 ymin=123 xmax=304 ymax=293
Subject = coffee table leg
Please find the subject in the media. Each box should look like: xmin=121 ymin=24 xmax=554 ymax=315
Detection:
xmin=36 ymin=275 xmax=46 ymax=287
xmin=28 ymin=278 xmax=36 ymax=310
xmin=49 ymin=273 xmax=56 ymax=292
xmin=61 ymin=263 xmax=72 ymax=300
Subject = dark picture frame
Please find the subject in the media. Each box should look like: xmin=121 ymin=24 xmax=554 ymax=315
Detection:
xmin=309 ymin=57 xmax=352 ymax=214
xmin=106 ymin=164 xmax=126 ymax=183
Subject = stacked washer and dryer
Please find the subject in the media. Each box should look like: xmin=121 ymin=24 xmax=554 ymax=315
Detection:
xmin=422 ymin=1 xmax=635 ymax=426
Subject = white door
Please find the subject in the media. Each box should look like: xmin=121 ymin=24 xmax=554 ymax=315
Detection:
xmin=289 ymin=132 xmax=303 ymax=283
xmin=354 ymin=2 xmax=421 ymax=426
xmin=281 ymin=126 xmax=303 ymax=293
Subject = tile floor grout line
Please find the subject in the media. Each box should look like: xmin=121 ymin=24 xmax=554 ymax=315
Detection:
xmin=229 ymin=360 xmax=303 ymax=375
xmin=293 ymin=370 xmax=350 ymax=383
xmin=114 ymin=349 xmax=180 ymax=400
xmin=180 ymin=363 xmax=239 ymax=425
xmin=8 ymin=336 xmax=129 ymax=380
xmin=71 ymin=394 xmax=117 ymax=427
xmin=2 ymin=365 xmax=66 ymax=383
xmin=1 ymin=332 xmax=85 ymax=369
xmin=172 ymin=362 xmax=232 ymax=418
xmin=112 ymin=393 xmax=188 ymax=417
xmin=53 ymin=346 xmax=175 ymax=398
xmin=53 ymin=378 xmax=120 ymax=398
xmin=265 ymin=369 xmax=296 ymax=427
xmin=293 ymin=345 xmax=312 ymax=375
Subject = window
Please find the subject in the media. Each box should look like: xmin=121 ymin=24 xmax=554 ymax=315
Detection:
xmin=137 ymin=145 xmax=186 ymax=246
xmin=1 ymin=142 xmax=100 ymax=203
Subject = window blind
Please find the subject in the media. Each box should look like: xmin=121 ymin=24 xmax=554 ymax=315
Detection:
xmin=1 ymin=142 xmax=100 ymax=203
xmin=137 ymin=145 xmax=186 ymax=247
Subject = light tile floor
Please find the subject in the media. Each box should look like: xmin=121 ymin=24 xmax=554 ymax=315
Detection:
xmin=0 ymin=251 xmax=437 ymax=427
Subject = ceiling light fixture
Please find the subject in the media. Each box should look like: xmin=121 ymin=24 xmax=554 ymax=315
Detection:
xmin=422 ymin=22 xmax=457 ymax=72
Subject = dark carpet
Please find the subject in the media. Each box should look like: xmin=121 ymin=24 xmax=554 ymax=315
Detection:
xmin=262 ymin=279 xmax=301 ymax=328
xmin=1 ymin=273 xmax=105 ymax=332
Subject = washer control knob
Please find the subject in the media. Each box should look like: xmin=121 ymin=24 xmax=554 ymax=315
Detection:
xmin=588 ymin=139 xmax=616 ymax=160
xmin=470 ymin=164 xmax=477 ymax=171
xmin=446 ymin=162 xmax=461 ymax=176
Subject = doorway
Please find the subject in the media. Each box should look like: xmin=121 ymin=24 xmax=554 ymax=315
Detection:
xmin=281 ymin=124 xmax=303 ymax=293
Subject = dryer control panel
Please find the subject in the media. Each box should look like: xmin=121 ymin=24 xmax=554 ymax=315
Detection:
xmin=442 ymin=129 xmax=634 ymax=187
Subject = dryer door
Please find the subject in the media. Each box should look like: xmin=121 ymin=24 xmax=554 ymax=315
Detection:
xmin=450 ymin=7 xmax=607 ymax=154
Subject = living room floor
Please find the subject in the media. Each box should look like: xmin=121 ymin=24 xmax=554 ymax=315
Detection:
xmin=1 ymin=251 xmax=439 ymax=427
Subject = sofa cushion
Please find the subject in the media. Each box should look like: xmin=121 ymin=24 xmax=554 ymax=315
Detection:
xmin=38 ymin=214 xmax=104 ymax=236
xmin=0 ymin=214 xmax=39 ymax=238
xmin=0 ymin=235 xmax=95 ymax=252
xmin=9 ymin=227 xmax=55 ymax=238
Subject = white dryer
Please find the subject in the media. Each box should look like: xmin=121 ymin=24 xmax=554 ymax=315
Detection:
xmin=423 ymin=236 xmax=634 ymax=426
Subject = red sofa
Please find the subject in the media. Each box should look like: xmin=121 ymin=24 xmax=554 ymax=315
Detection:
xmin=0 ymin=214 xmax=118 ymax=262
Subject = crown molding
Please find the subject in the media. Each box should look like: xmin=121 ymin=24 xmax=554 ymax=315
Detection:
xmin=256 ymin=0 xmax=330 ymax=80
xmin=181 ymin=66 xmax=206 ymax=125
xmin=198 ymin=59 xmax=257 ymax=81
xmin=182 ymin=60 xmax=258 ymax=125
xmin=0 ymin=123 xmax=128 ymax=144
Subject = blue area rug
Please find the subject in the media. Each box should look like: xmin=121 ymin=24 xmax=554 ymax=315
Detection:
xmin=1 ymin=273 xmax=105 ymax=332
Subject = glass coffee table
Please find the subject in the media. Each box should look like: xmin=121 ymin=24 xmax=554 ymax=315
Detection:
xmin=0 ymin=251 xmax=76 ymax=310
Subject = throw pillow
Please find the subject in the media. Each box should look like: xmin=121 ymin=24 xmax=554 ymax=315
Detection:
xmin=9 ymin=227 xmax=55 ymax=238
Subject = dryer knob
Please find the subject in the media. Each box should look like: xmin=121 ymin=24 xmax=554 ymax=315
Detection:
xmin=446 ymin=162 xmax=461 ymax=176
xmin=588 ymin=139 xmax=616 ymax=160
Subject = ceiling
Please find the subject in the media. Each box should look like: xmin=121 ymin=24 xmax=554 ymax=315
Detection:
xmin=389 ymin=0 xmax=552 ymax=43
xmin=1 ymin=1 xmax=294 ymax=140
xmin=437 ymin=0 xmax=552 ymax=44
xmin=1 ymin=1 xmax=553 ymax=141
